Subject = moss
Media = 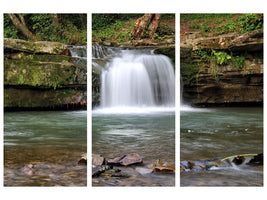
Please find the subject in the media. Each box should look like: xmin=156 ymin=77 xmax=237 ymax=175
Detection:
xmin=4 ymin=56 xmax=85 ymax=89
xmin=154 ymin=46 xmax=175 ymax=64
xmin=180 ymin=62 xmax=199 ymax=85
xmin=4 ymin=88 xmax=85 ymax=108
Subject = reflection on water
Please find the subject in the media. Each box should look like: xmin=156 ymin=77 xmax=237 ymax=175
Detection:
xmin=92 ymin=111 xmax=175 ymax=186
xmin=4 ymin=111 xmax=87 ymax=186
xmin=180 ymin=107 xmax=263 ymax=186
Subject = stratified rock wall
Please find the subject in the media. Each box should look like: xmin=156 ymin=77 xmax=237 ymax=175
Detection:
xmin=4 ymin=38 xmax=87 ymax=111
xmin=181 ymin=30 xmax=263 ymax=106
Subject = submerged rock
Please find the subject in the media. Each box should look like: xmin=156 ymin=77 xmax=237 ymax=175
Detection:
xmin=92 ymin=165 xmax=113 ymax=178
xmin=78 ymin=153 xmax=87 ymax=165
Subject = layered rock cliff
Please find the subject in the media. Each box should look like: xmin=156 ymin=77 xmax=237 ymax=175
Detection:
xmin=181 ymin=29 xmax=263 ymax=106
xmin=4 ymin=38 xmax=87 ymax=111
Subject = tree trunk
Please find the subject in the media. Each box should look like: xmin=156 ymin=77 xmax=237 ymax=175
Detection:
xmin=51 ymin=13 xmax=61 ymax=27
xmin=8 ymin=14 xmax=36 ymax=41
xmin=131 ymin=14 xmax=162 ymax=40
xmin=148 ymin=14 xmax=162 ymax=39
xmin=79 ymin=14 xmax=87 ymax=29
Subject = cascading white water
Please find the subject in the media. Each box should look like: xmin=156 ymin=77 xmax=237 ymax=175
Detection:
xmin=67 ymin=45 xmax=87 ymax=68
xmin=68 ymin=46 xmax=87 ymax=59
xmin=98 ymin=50 xmax=175 ymax=113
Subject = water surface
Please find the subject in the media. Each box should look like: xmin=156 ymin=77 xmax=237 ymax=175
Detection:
xmin=92 ymin=110 xmax=175 ymax=186
xmin=180 ymin=107 xmax=263 ymax=186
xmin=4 ymin=111 xmax=87 ymax=186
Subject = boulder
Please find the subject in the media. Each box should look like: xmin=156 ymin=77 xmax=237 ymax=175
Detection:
xmin=107 ymin=153 xmax=143 ymax=166
xmin=107 ymin=155 xmax=126 ymax=165
xmin=153 ymin=159 xmax=175 ymax=173
xmin=92 ymin=154 xmax=105 ymax=166
xmin=181 ymin=30 xmax=263 ymax=52
xmin=4 ymin=38 xmax=67 ymax=55
xmin=120 ymin=153 xmax=143 ymax=166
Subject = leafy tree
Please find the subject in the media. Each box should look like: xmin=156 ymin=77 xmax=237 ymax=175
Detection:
xmin=4 ymin=14 xmax=87 ymax=45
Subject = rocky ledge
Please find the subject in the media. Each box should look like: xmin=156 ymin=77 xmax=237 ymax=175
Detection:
xmin=181 ymin=30 xmax=263 ymax=106
xmin=4 ymin=38 xmax=87 ymax=111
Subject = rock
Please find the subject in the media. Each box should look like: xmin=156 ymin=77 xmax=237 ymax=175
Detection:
xmin=247 ymin=153 xmax=263 ymax=166
xmin=153 ymin=159 xmax=175 ymax=173
xmin=92 ymin=165 xmax=113 ymax=178
xmin=4 ymin=38 xmax=67 ymax=55
xmin=92 ymin=154 xmax=105 ymax=166
xmin=135 ymin=167 xmax=153 ymax=175
xmin=154 ymin=46 xmax=175 ymax=64
xmin=107 ymin=153 xmax=143 ymax=166
xmin=107 ymin=155 xmax=126 ymax=165
xmin=181 ymin=29 xmax=263 ymax=106
xmin=78 ymin=153 xmax=87 ymax=165
xmin=232 ymin=156 xmax=245 ymax=165
xmin=30 ymin=175 xmax=51 ymax=181
xmin=120 ymin=154 xmax=143 ymax=166
xmin=4 ymin=39 xmax=87 ymax=111
xmin=229 ymin=29 xmax=263 ymax=52
xmin=100 ymin=168 xmax=130 ymax=178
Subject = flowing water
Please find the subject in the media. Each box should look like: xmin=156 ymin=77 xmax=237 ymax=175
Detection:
xmin=180 ymin=106 xmax=263 ymax=186
xmin=4 ymin=111 xmax=87 ymax=186
xmin=92 ymin=47 xmax=175 ymax=186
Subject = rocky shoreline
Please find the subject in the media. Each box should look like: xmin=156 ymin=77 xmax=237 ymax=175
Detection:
xmin=91 ymin=154 xmax=175 ymax=186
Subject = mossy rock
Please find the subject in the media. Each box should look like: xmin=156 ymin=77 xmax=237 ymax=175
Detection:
xmin=4 ymin=38 xmax=67 ymax=55
xmin=4 ymin=58 xmax=86 ymax=89
xmin=154 ymin=46 xmax=175 ymax=64
xmin=4 ymin=88 xmax=86 ymax=109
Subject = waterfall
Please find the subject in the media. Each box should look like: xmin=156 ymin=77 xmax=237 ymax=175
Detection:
xmin=67 ymin=45 xmax=87 ymax=67
xmin=68 ymin=45 xmax=87 ymax=58
xmin=98 ymin=49 xmax=175 ymax=113
xmin=92 ymin=45 xmax=114 ymax=59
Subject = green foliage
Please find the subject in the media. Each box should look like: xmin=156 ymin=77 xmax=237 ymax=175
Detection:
xmin=238 ymin=14 xmax=263 ymax=33
xmin=92 ymin=14 xmax=175 ymax=44
xmin=189 ymin=21 xmax=200 ymax=30
xmin=4 ymin=14 xmax=23 ymax=39
xmin=200 ymin=21 xmax=210 ymax=36
xmin=156 ymin=24 xmax=175 ymax=35
xmin=4 ymin=14 xmax=87 ymax=45
xmin=232 ymin=55 xmax=245 ymax=69
xmin=212 ymin=50 xmax=232 ymax=65
xmin=182 ymin=13 xmax=263 ymax=37
xmin=92 ymin=17 xmax=136 ymax=43
xmin=214 ymin=19 xmax=238 ymax=35
xmin=181 ymin=14 xmax=234 ymax=21
xmin=18 ymin=74 xmax=24 ymax=84
xmin=195 ymin=49 xmax=247 ymax=82
xmin=92 ymin=14 xmax=143 ymax=30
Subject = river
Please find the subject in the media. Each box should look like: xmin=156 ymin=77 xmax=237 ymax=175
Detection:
xmin=4 ymin=111 xmax=87 ymax=186
xmin=180 ymin=106 xmax=263 ymax=186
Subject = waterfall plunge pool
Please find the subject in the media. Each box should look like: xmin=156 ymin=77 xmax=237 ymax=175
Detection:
xmin=92 ymin=47 xmax=175 ymax=186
